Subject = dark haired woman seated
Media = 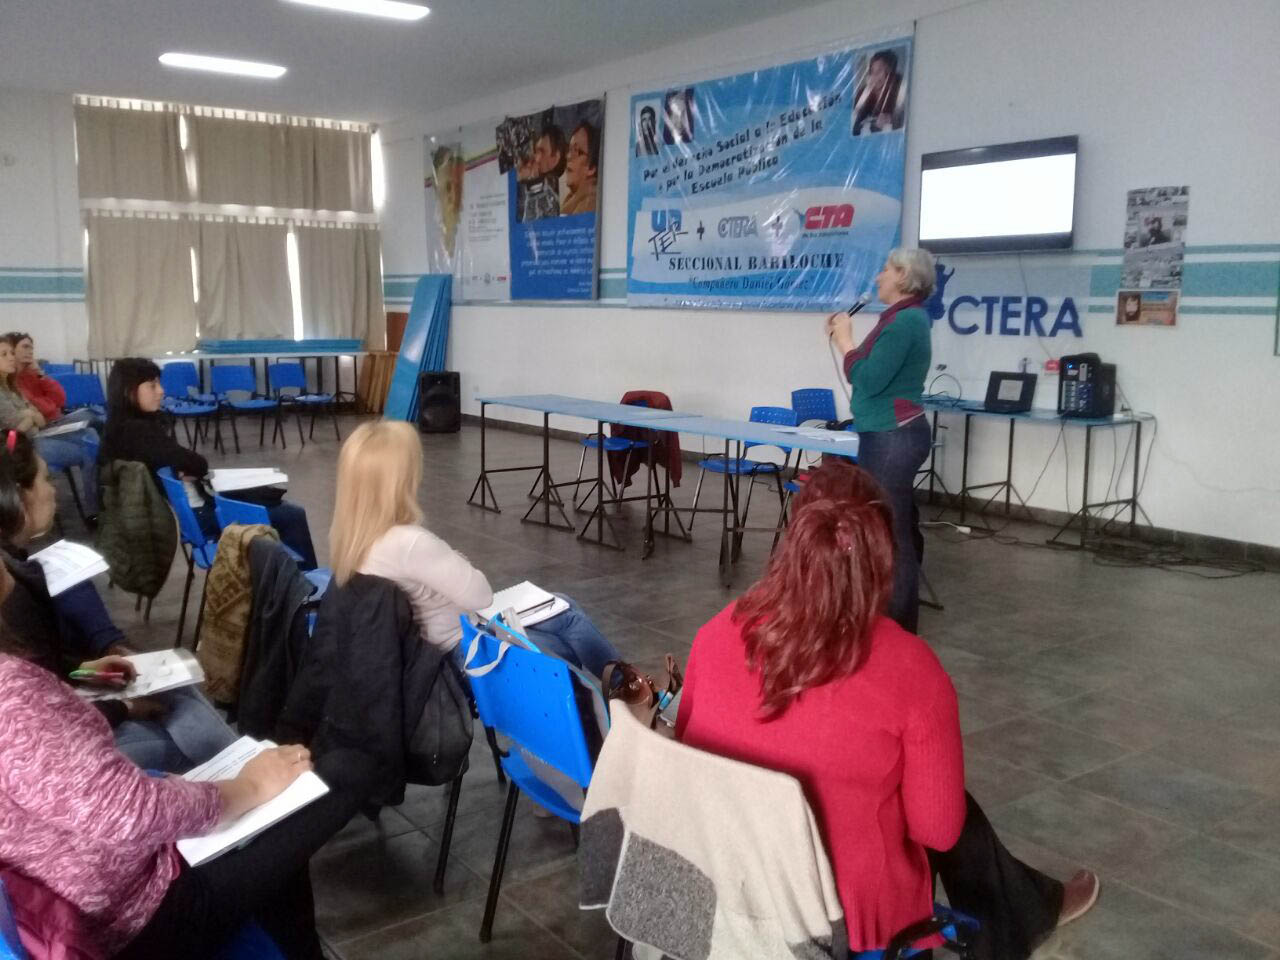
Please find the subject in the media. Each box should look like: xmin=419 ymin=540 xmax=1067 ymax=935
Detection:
xmin=0 ymin=428 xmax=236 ymax=771
xmin=101 ymin=358 xmax=317 ymax=569
xmin=676 ymin=461 xmax=1097 ymax=959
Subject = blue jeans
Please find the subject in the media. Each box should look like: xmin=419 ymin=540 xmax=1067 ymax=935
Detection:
xmin=36 ymin=427 xmax=100 ymax=514
xmin=524 ymin=596 xmax=620 ymax=679
xmin=113 ymin=686 xmax=239 ymax=773
xmin=856 ymin=416 xmax=931 ymax=633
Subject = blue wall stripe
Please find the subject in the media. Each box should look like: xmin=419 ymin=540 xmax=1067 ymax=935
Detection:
xmin=0 ymin=274 xmax=85 ymax=296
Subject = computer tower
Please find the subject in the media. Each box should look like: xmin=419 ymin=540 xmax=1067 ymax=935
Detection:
xmin=419 ymin=371 xmax=461 ymax=433
xmin=1057 ymin=353 xmax=1116 ymax=418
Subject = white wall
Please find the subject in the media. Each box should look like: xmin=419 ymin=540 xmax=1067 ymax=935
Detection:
xmin=0 ymin=87 xmax=87 ymax=361
xmin=382 ymin=0 xmax=1280 ymax=547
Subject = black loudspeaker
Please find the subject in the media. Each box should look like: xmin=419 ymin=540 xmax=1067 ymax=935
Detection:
xmin=419 ymin=371 xmax=461 ymax=433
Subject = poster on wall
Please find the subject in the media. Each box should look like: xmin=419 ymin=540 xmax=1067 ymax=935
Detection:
xmin=626 ymin=32 xmax=913 ymax=310
xmin=1116 ymin=185 xmax=1188 ymax=326
xmin=424 ymin=97 xmax=603 ymax=301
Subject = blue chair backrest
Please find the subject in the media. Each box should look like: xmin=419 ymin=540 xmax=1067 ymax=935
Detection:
xmin=42 ymin=363 xmax=75 ymax=377
xmin=267 ymin=363 xmax=307 ymax=394
xmin=745 ymin=404 xmax=799 ymax=455
xmin=459 ymin=617 xmax=594 ymax=789
xmin=790 ymin=388 xmax=837 ymax=425
xmin=53 ymin=373 xmax=105 ymax=409
xmin=0 ymin=876 xmax=27 ymax=960
xmin=160 ymin=362 xmax=201 ymax=400
xmin=214 ymin=495 xmax=270 ymax=530
xmin=210 ymin=365 xmax=257 ymax=397
xmin=157 ymin=467 xmax=214 ymax=549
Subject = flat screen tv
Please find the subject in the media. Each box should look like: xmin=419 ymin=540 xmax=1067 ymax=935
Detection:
xmin=918 ymin=135 xmax=1078 ymax=254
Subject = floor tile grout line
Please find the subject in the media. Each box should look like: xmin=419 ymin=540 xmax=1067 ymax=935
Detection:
xmin=1105 ymin=875 xmax=1280 ymax=952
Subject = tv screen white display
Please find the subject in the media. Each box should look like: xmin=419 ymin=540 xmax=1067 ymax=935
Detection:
xmin=918 ymin=136 xmax=1078 ymax=253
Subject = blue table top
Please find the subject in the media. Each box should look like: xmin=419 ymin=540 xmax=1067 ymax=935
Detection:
xmin=477 ymin=394 xmax=861 ymax=457
xmin=921 ymin=396 xmax=1142 ymax=428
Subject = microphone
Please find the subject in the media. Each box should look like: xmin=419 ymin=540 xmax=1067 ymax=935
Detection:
xmin=845 ymin=292 xmax=873 ymax=317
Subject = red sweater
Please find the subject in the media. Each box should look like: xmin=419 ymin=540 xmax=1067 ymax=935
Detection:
xmin=676 ymin=603 xmax=965 ymax=950
xmin=15 ymin=367 xmax=66 ymax=422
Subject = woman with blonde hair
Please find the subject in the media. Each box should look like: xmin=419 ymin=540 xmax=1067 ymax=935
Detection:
xmin=329 ymin=420 xmax=620 ymax=676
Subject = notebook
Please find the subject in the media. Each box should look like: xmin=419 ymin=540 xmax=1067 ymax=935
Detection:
xmin=29 ymin=540 xmax=109 ymax=596
xmin=176 ymin=737 xmax=330 ymax=867
xmin=77 ymin=649 xmax=206 ymax=702
xmin=208 ymin=468 xmax=289 ymax=493
xmin=476 ymin=581 xmax=569 ymax=627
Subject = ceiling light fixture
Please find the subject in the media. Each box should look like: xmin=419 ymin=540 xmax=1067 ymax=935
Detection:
xmin=282 ymin=0 xmax=430 ymax=21
xmin=158 ymin=52 xmax=287 ymax=79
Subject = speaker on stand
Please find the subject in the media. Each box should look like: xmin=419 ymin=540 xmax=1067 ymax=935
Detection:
xmin=419 ymin=371 xmax=461 ymax=433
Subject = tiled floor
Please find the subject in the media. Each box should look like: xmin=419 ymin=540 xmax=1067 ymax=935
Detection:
xmin=86 ymin=415 xmax=1280 ymax=960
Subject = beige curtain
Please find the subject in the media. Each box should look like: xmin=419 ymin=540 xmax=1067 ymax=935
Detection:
xmin=75 ymin=104 xmax=190 ymax=201
xmin=86 ymin=216 xmax=197 ymax=356
xmin=192 ymin=117 xmax=372 ymax=212
xmin=296 ymin=225 xmax=383 ymax=342
xmin=197 ymin=222 xmax=293 ymax=341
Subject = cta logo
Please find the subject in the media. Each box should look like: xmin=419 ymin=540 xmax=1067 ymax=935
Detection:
xmin=795 ymin=203 xmax=855 ymax=231
xmin=650 ymin=209 xmax=682 ymax=232
xmin=718 ymin=215 xmax=758 ymax=238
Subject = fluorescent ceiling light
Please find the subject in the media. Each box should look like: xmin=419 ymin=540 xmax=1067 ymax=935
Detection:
xmin=159 ymin=52 xmax=287 ymax=79
xmin=282 ymin=0 xmax=430 ymax=20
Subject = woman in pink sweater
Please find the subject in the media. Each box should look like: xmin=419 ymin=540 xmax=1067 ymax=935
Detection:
xmin=0 ymin=553 xmax=368 ymax=958
xmin=677 ymin=461 xmax=1097 ymax=958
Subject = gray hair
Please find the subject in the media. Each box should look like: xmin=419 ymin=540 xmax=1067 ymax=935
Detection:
xmin=886 ymin=247 xmax=937 ymax=298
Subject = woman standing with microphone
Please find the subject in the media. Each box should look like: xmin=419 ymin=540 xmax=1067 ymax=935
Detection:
xmin=825 ymin=247 xmax=935 ymax=632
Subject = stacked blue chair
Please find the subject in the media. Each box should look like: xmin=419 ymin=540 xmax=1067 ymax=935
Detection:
xmin=267 ymin=362 xmax=340 ymax=445
xmin=212 ymin=495 xmax=331 ymax=600
xmin=209 ymin=365 xmax=283 ymax=454
xmin=790 ymin=387 xmax=838 ymax=426
xmin=157 ymin=468 xmax=219 ymax=649
xmin=689 ymin=405 xmax=798 ymax=532
xmin=160 ymin=362 xmax=217 ymax=450
xmin=41 ymin=362 xmax=76 ymax=377
xmin=459 ymin=617 xmax=597 ymax=943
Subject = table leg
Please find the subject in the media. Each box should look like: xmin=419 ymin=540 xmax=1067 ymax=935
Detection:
xmin=1081 ymin=424 xmax=1093 ymax=542
xmin=1005 ymin=418 xmax=1015 ymax=516
xmin=1130 ymin=421 xmax=1142 ymax=536
xmin=719 ymin=439 xmax=731 ymax=586
xmin=466 ymin=402 xmax=500 ymax=512
xmin=928 ymin=411 xmax=939 ymax=505
xmin=960 ymin=414 xmax=973 ymax=524
xmin=596 ymin=419 xmax=606 ymax=544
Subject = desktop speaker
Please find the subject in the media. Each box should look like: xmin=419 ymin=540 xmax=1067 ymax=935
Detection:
xmin=419 ymin=371 xmax=461 ymax=433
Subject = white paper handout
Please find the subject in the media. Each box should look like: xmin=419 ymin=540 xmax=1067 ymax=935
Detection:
xmin=476 ymin=581 xmax=569 ymax=627
xmin=29 ymin=540 xmax=109 ymax=596
xmin=77 ymin=648 xmax=206 ymax=701
xmin=177 ymin=736 xmax=330 ymax=867
xmin=208 ymin=468 xmax=289 ymax=493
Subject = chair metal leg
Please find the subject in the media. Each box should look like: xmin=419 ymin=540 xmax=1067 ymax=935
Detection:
xmin=330 ymin=403 xmax=341 ymax=441
xmin=433 ymin=772 xmax=464 ymax=895
xmin=484 ymin=725 xmax=507 ymax=787
xmin=296 ymin=410 xmax=306 ymax=447
xmin=144 ymin=597 xmax=153 ymax=622
xmin=193 ymin=580 xmax=209 ymax=648
xmin=61 ymin=468 xmax=88 ymax=523
xmin=175 ymin=554 xmax=195 ymax=649
xmin=228 ymin=411 xmax=241 ymax=454
xmin=259 ymin=411 xmax=268 ymax=448
xmin=771 ymin=486 xmax=794 ymax=554
xmin=135 ymin=592 xmax=142 ymax=612
xmin=614 ymin=936 xmax=628 ymax=960
xmin=688 ymin=466 xmax=706 ymax=532
xmin=479 ymin=782 xmax=521 ymax=943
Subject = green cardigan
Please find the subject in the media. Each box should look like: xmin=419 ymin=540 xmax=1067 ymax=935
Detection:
xmin=844 ymin=303 xmax=932 ymax=433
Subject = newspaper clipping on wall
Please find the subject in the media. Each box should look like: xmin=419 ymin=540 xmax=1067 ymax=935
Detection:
xmin=1116 ymin=185 xmax=1188 ymax=326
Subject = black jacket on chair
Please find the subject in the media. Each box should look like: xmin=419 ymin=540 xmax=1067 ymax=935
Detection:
xmin=275 ymin=573 xmax=473 ymax=808
xmin=236 ymin=537 xmax=316 ymax=738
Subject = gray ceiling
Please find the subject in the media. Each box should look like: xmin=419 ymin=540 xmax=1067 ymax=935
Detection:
xmin=0 ymin=0 xmax=831 ymax=122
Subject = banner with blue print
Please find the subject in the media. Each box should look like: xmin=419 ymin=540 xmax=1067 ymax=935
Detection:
xmin=626 ymin=33 xmax=913 ymax=310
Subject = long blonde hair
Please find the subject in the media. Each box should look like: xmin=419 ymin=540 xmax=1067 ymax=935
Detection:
xmin=329 ymin=420 xmax=424 ymax=585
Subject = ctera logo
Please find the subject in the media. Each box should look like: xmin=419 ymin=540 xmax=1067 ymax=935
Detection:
xmin=794 ymin=203 xmax=855 ymax=231
xmin=650 ymin=209 xmax=682 ymax=232
xmin=718 ymin=215 xmax=758 ymax=238
xmin=928 ymin=261 xmax=1084 ymax=338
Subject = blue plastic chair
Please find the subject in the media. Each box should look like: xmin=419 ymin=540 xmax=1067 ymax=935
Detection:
xmin=209 ymin=364 xmax=283 ymax=454
xmin=157 ymin=467 xmax=220 ymax=649
xmin=42 ymin=362 xmax=75 ymax=378
xmin=791 ymin=387 xmax=838 ymax=426
xmin=160 ymin=362 xmax=218 ymax=450
xmin=50 ymin=373 xmax=106 ymax=413
xmin=568 ymin=397 xmax=651 ymax=510
xmin=459 ymin=616 xmax=596 ymax=943
xmin=212 ymin=495 xmax=331 ymax=598
xmin=267 ymin=363 xmax=340 ymax=445
xmin=689 ymin=405 xmax=798 ymax=532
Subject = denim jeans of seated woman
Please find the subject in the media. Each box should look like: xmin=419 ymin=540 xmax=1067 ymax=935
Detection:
xmin=113 ymin=685 xmax=239 ymax=773
xmin=35 ymin=429 xmax=100 ymax=515
xmin=194 ymin=493 xmax=319 ymax=571
xmin=854 ymin=415 xmax=931 ymax=634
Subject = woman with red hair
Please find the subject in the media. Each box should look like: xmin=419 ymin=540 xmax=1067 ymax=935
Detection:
xmin=676 ymin=460 xmax=1096 ymax=959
